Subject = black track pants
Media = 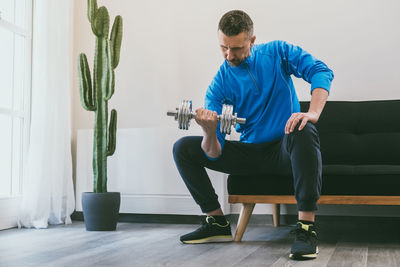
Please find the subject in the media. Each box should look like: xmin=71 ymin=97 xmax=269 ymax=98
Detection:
xmin=172 ymin=123 xmax=322 ymax=213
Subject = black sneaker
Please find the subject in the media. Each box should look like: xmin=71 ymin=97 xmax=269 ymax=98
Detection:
xmin=180 ymin=216 xmax=233 ymax=244
xmin=289 ymin=222 xmax=318 ymax=260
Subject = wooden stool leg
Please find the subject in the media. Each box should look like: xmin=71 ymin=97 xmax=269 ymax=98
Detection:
xmin=272 ymin=203 xmax=280 ymax=227
xmin=234 ymin=203 xmax=255 ymax=242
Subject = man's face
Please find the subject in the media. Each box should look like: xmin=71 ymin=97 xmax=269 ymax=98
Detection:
xmin=218 ymin=30 xmax=256 ymax=67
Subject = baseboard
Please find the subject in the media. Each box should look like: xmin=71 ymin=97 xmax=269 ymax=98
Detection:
xmin=71 ymin=211 xmax=400 ymax=226
xmin=71 ymin=211 xmax=282 ymax=225
xmin=0 ymin=196 xmax=21 ymax=230
xmin=71 ymin=212 xmax=206 ymax=224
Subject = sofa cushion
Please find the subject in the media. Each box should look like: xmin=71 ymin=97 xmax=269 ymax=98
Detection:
xmin=301 ymin=100 xmax=400 ymax=165
xmin=228 ymin=170 xmax=400 ymax=196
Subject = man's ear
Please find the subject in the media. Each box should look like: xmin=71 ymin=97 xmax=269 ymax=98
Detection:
xmin=250 ymin=35 xmax=256 ymax=48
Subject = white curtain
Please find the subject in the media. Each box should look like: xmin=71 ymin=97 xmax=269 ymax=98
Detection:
xmin=18 ymin=0 xmax=75 ymax=228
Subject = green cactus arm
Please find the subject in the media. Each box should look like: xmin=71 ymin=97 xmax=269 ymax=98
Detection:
xmin=110 ymin=16 xmax=123 ymax=69
xmin=111 ymin=70 xmax=115 ymax=98
xmin=104 ymin=41 xmax=114 ymax=100
xmin=78 ymin=53 xmax=96 ymax=111
xmin=87 ymin=0 xmax=98 ymax=23
xmin=107 ymin=109 xmax=117 ymax=156
xmin=89 ymin=1 xmax=99 ymax=36
xmin=92 ymin=6 xmax=110 ymax=38
xmin=90 ymin=14 xmax=99 ymax=36
xmin=111 ymin=70 xmax=115 ymax=100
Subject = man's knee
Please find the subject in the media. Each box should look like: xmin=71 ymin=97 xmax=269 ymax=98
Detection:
xmin=173 ymin=136 xmax=202 ymax=160
xmin=284 ymin=122 xmax=321 ymax=158
xmin=295 ymin=122 xmax=317 ymax=134
xmin=289 ymin=122 xmax=319 ymax=144
xmin=173 ymin=136 xmax=190 ymax=158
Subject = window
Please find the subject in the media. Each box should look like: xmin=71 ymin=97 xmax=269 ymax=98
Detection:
xmin=0 ymin=0 xmax=32 ymax=198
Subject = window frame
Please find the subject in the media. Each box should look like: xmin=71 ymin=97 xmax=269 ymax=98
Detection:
xmin=0 ymin=0 xmax=32 ymax=212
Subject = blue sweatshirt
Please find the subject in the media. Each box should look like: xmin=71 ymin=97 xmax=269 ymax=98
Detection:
xmin=205 ymin=40 xmax=334 ymax=156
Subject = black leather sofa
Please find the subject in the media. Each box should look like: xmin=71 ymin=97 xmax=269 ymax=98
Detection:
xmin=227 ymin=100 xmax=400 ymax=241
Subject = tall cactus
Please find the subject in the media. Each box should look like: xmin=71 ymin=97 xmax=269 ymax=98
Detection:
xmin=78 ymin=0 xmax=123 ymax=193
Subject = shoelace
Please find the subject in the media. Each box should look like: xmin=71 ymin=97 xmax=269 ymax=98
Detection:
xmin=201 ymin=221 xmax=212 ymax=228
xmin=290 ymin=227 xmax=315 ymax=242
xmin=198 ymin=217 xmax=214 ymax=232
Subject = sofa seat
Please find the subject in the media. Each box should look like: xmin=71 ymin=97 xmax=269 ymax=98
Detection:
xmin=228 ymin=165 xmax=400 ymax=196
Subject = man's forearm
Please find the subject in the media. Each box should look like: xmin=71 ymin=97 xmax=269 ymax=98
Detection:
xmin=309 ymin=88 xmax=329 ymax=119
xmin=201 ymin=133 xmax=222 ymax=158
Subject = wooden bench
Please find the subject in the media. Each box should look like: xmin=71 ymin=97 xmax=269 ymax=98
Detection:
xmin=229 ymin=195 xmax=400 ymax=241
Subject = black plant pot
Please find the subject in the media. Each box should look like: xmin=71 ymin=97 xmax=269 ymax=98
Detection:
xmin=82 ymin=192 xmax=121 ymax=231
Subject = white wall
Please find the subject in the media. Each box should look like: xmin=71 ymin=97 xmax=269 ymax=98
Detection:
xmin=72 ymin=0 xmax=400 ymax=217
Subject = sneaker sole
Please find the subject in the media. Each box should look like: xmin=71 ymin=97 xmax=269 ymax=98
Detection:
xmin=289 ymin=247 xmax=319 ymax=260
xmin=181 ymin=235 xmax=233 ymax=244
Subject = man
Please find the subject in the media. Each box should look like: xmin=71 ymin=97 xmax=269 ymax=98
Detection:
xmin=173 ymin=10 xmax=333 ymax=260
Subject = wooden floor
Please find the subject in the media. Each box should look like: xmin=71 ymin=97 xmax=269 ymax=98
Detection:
xmin=0 ymin=219 xmax=399 ymax=267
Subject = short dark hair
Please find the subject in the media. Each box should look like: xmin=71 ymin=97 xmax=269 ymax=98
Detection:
xmin=218 ymin=10 xmax=254 ymax=38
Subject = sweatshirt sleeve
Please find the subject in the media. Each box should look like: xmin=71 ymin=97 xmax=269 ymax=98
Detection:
xmin=277 ymin=41 xmax=334 ymax=94
xmin=204 ymin=70 xmax=226 ymax=160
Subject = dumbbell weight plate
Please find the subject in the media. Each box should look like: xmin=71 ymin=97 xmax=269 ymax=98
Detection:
xmin=178 ymin=100 xmax=192 ymax=130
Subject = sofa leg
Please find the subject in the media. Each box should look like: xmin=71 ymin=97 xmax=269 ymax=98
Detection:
xmin=272 ymin=203 xmax=280 ymax=227
xmin=234 ymin=203 xmax=255 ymax=242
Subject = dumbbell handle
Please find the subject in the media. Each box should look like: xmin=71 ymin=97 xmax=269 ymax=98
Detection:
xmin=167 ymin=109 xmax=246 ymax=125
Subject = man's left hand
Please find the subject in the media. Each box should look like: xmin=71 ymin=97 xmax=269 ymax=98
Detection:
xmin=285 ymin=111 xmax=319 ymax=134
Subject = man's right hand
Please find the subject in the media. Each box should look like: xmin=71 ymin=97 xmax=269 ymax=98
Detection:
xmin=195 ymin=108 xmax=218 ymax=136
xmin=195 ymin=108 xmax=221 ymax=158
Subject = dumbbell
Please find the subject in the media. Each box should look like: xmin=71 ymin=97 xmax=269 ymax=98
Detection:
xmin=167 ymin=100 xmax=246 ymax=134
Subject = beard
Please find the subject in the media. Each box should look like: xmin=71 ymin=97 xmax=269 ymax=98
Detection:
xmin=227 ymin=50 xmax=250 ymax=67
xmin=227 ymin=58 xmax=244 ymax=67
